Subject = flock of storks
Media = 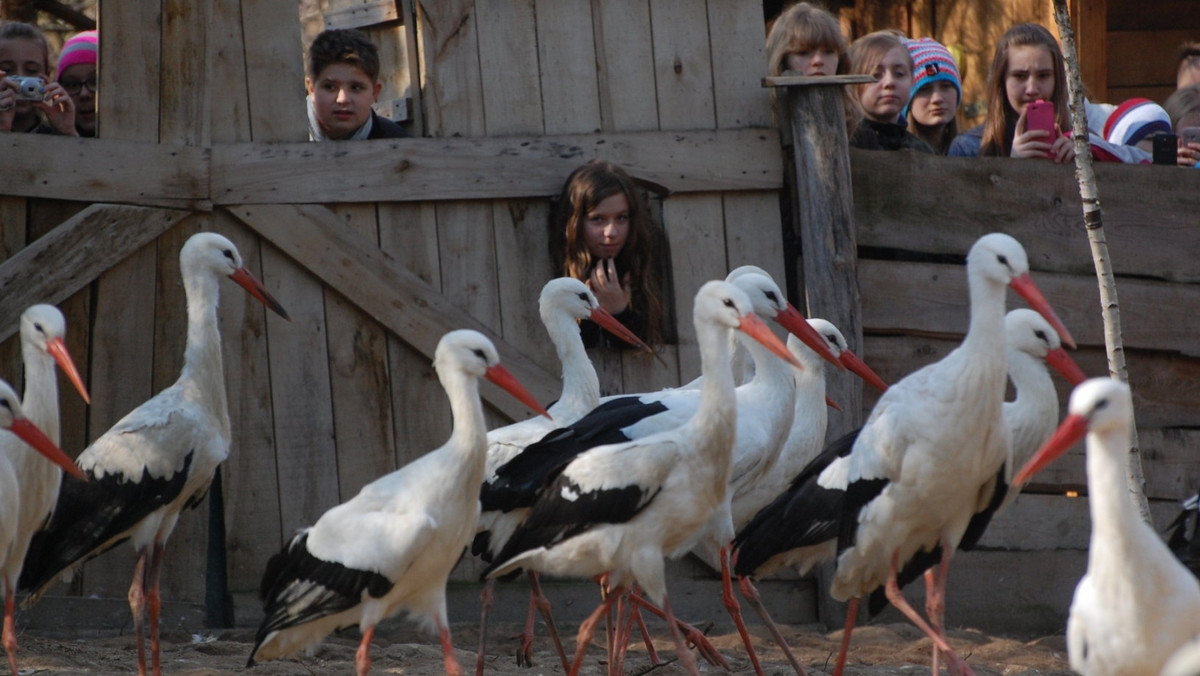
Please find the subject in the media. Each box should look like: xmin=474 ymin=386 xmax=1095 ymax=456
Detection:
xmin=0 ymin=231 xmax=1199 ymax=676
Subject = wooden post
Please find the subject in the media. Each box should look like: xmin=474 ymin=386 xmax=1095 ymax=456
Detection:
xmin=766 ymin=73 xmax=873 ymax=630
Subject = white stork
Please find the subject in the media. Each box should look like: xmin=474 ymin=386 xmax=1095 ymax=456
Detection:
xmin=0 ymin=305 xmax=90 ymax=671
xmin=791 ymin=233 xmax=1072 ymax=676
xmin=248 ymin=329 xmax=549 ymax=676
xmin=1013 ymin=378 xmax=1200 ymax=676
xmin=0 ymin=378 xmax=83 ymax=676
xmin=19 ymin=232 xmax=290 ymax=676
xmin=474 ymin=276 xmax=646 ymax=672
xmin=481 ymin=280 xmax=802 ymax=676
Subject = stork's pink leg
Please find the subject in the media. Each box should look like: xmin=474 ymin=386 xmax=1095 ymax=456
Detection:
xmin=569 ymin=584 xmax=626 ymax=676
xmin=611 ymin=589 xmax=635 ymax=676
xmin=440 ymin=621 xmax=464 ymax=676
xmin=356 ymin=625 xmax=376 ymax=676
xmin=4 ymin=584 xmax=18 ymax=676
xmin=884 ymin=551 xmax=973 ymax=675
xmin=720 ymin=545 xmax=764 ymax=676
xmin=518 ymin=582 xmax=537 ymax=667
xmin=831 ymin=596 xmax=860 ymax=676
xmin=927 ymin=549 xmax=970 ymax=676
xmin=659 ymin=595 xmax=700 ymax=676
xmin=924 ymin=568 xmax=941 ymax=675
xmin=475 ymin=578 xmax=494 ymax=676
xmin=147 ymin=542 xmax=166 ymax=676
xmin=128 ymin=548 xmax=149 ymax=676
xmin=737 ymin=575 xmax=807 ymax=676
xmin=628 ymin=592 xmax=729 ymax=668
xmin=633 ymin=603 xmax=661 ymax=665
xmin=528 ymin=571 xmax=571 ymax=674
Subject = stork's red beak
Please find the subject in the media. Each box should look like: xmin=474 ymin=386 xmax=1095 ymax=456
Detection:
xmin=7 ymin=418 xmax=85 ymax=481
xmin=825 ymin=396 xmax=842 ymax=411
xmin=46 ymin=337 xmax=90 ymax=404
xmin=1044 ymin=347 xmax=1087 ymax=386
xmin=588 ymin=306 xmax=652 ymax=354
xmin=773 ymin=304 xmax=842 ymax=369
xmin=230 ymin=267 xmax=291 ymax=321
xmin=838 ymin=349 xmax=889 ymax=393
xmin=738 ymin=314 xmax=803 ymax=370
xmin=486 ymin=364 xmax=552 ymax=419
xmin=1009 ymin=273 xmax=1075 ymax=349
xmin=1011 ymin=413 xmax=1088 ymax=488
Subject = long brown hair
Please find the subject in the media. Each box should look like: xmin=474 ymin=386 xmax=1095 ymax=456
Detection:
xmin=980 ymin=23 xmax=1070 ymax=157
xmin=549 ymin=161 xmax=667 ymax=348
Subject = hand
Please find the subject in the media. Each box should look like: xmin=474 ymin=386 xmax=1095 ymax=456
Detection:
xmin=1011 ymin=108 xmax=1055 ymax=159
xmin=1048 ymin=133 xmax=1076 ymax=164
xmin=34 ymin=81 xmax=78 ymax=136
xmin=587 ymin=258 xmax=630 ymax=315
xmin=1178 ymin=141 xmax=1200 ymax=168
xmin=0 ymin=72 xmax=15 ymax=131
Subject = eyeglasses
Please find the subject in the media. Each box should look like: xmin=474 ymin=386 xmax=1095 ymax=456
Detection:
xmin=60 ymin=76 xmax=97 ymax=95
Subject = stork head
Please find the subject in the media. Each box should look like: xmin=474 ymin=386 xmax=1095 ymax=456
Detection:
xmin=21 ymin=304 xmax=90 ymax=404
xmin=968 ymin=233 xmax=1075 ymax=349
xmin=539 ymin=277 xmax=650 ymax=352
xmin=1012 ymin=377 xmax=1132 ymax=487
xmin=181 ymin=232 xmax=291 ymax=321
xmin=436 ymin=329 xmax=550 ymax=419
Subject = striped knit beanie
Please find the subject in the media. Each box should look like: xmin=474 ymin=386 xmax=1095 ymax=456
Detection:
xmin=1103 ymin=98 xmax=1172 ymax=146
xmin=902 ymin=37 xmax=961 ymax=117
xmin=56 ymin=30 xmax=98 ymax=79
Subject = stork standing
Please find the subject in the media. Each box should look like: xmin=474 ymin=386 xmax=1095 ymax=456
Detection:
xmin=1013 ymin=378 xmax=1200 ymax=676
xmin=475 ymin=277 xmax=646 ymax=672
xmin=248 ymin=330 xmax=548 ymax=676
xmin=482 ymin=281 xmax=802 ymax=676
xmin=0 ymin=305 xmax=90 ymax=676
xmin=815 ymin=233 xmax=1073 ymax=676
xmin=0 ymin=378 xmax=83 ymax=676
xmin=19 ymin=232 xmax=291 ymax=676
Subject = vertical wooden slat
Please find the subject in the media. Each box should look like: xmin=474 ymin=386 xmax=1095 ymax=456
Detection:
xmin=722 ymin=192 xmax=787 ymax=290
xmin=591 ymin=0 xmax=658 ymax=133
xmin=661 ymin=195 xmax=727 ymax=382
xmin=161 ymin=0 xmax=212 ymax=146
xmin=494 ymin=200 xmax=558 ymax=375
xmin=476 ymin=0 xmax=542 ymax=136
xmin=325 ymin=205 xmax=397 ymax=499
xmin=1070 ymin=0 xmax=1108 ymax=105
xmin=240 ymin=0 xmax=308 ymax=142
xmin=398 ymin=0 xmax=425 ymax=133
xmin=98 ymin=0 xmax=161 ymax=140
xmin=0 ymin=197 xmax=29 ymax=412
xmin=416 ymin=0 xmax=485 ymax=137
xmin=210 ymin=0 xmax=254 ymax=144
xmin=536 ymin=0 xmax=602 ymax=134
xmin=706 ymin=0 xmax=774 ymax=129
xmin=649 ymin=0 xmax=717 ymax=131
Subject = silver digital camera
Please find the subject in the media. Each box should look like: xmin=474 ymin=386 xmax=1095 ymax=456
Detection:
xmin=6 ymin=75 xmax=46 ymax=101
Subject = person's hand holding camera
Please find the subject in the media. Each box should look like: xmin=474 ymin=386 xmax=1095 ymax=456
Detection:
xmin=34 ymin=80 xmax=78 ymax=136
xmin=0 ymin=71 xmax=17 ymax=131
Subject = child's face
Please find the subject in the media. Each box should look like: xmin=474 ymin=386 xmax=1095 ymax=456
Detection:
xmin=59 ymin=63 xmax=97 ymax=135
xmin=909 ymin=80 xmax=958 ymax=129
xmin=860 ymin=45 xmax=912 ymax=123
xmin=785 ymin=46 xmax=838 ymax=76
xmin=0 ymin=37 xmax=48 ymax=116
xmin=1004 ymin=45 xmax=1055 ymax=116
xmin=307 ymin=63 xmax=381 ymax=139
xmin=583 ymin=192 xmax=630 ymax=260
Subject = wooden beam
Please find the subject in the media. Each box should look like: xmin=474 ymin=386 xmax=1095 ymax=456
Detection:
xmin=0 ymin=204 xmax=192 ymax=343
xmin=1069 ymin=0 xmax=1108 ymax=104
xmin=0 ymin=134 xmax=209 ymax=209
xmin=227 ymin=204 xmax=560 ymax=421
xmin=210 ymin=128 xmax=782 ymax=204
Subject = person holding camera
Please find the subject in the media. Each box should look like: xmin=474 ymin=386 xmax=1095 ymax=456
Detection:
xmin=0 ymin=21 xmax=78 ymax=135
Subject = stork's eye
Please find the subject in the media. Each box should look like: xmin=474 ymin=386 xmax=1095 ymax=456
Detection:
xmin=0 ymin=399 xmax=11 ymax=414
xmin=577 ymin=292 xmax=589 ymax=302
xmin=764 ymin=291 xmax=778 ymax=303
xmin=1034 ymin=330 xmax=1047 ymax=341
xmin=722 ymin=298 xmax=736 ymax=308
xmin=33 ymin=323 xmax=44 ymax=334
xmin=1094 ymin=398 xmax=1109 ymax=413
xmin=997 ymin=254 xmax=1009 ymax=266
xmin=222 ymin=249 xmax=236 ymax=262
xmin=473 ymin=349 xmax=487 ymax=361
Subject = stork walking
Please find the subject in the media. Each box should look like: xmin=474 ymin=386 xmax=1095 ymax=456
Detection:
xmin=19 ymin=232 xmax=291 ymax=676
xmin=1013 ymin=378 xmax=1200 ymax=676
xmin=248 ymin=330 xmax=548 ymax=676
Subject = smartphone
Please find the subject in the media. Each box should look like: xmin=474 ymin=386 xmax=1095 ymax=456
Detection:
xmin=1025 ymin=100 xmax=1056 ymax=138
xmin=1180 ymin=126 xmax=1200 ymax=147
xmin=1154 ymin=134 xmax=1179 ymax=165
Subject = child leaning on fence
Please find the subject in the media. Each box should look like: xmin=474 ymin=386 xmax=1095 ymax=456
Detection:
xmin=0 ymin=21 xmax=78 ymax=135
xmin=305 ymin=28 xmax=407 ymax=141
xmin=847 ymin=31 xmax=934 ymax=153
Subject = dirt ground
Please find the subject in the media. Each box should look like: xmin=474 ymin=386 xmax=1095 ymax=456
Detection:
xmin=15 ymin=619 xmax=1073 ymax=676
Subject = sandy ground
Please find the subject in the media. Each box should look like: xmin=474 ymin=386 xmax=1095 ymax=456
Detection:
xmin=14 ymin=618 xmax=1073 ymax=676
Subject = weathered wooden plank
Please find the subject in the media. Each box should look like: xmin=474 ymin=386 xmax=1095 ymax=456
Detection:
xmin=210 ymin=0 xmax=254 ymax=144
xmin=98 ymin=0 xmax=160 ymax=141
xmin=476 ymin=0 xmax=542 ymax=136
xmin=722 ymin=192 xmax=787 ymax=289
xmin=536 ymin=0 xmax=601 ymax=135
xmin=851 ymin=149 xmax=1200 ymax=283
xmin=161 ymin=0 xmax=211 ymax=147
xmin=0 ymin=205 xmax=193 ymax=344
xmin=706 ymin=0 xmax=774 ymax=129
xmin=0 ymin=197 xmax=29 ymax=406
xmin=493 ymin=200 xmax=558 ymax=375
xmin=323 ymin=0 xmax=399 ymax=30
xmin=650 ymin=0 xmax=717 ymax=131
xmin=240 ymin=0 xmax=308 ymax=142
xmin=367 ymin=23 xmax=413 ymax=126
xmin=229 ymin=204 xmax=559 ymax=420
xmin=208 ymin=129 xmax=782 ymax=204
xmin=858 ymin=257 xmax=1200 ymax=358
xmin=591 ymin=0 xmax=657 ymax=132
xmin=1069 ymin=0 xmax=1108 ymax=104
xmin=417 ymin=0 xmax=485 ymax=137
xmin=325 ymin=204 xmax=397 ymax=499
xmin=396 ymin=0 xmax=424 ymax=133
xmin=1107 ymin=29 xmax=1192 ymax=88
xmin=663 ymin=194 xmax=727 ymax=381
xmin=0 ymin=135 xmax=209 ymax=208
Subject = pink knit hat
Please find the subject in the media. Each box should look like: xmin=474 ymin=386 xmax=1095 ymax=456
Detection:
xmin=56 ymin=30 xmax=97 ymax=79
xmin=1103 ymin=98 xmax=1172 ymax=146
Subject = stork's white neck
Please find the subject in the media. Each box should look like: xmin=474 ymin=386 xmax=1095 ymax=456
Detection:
xmin=544 ymin=311 xmax=599 ymax=419
xmin=20 ymin=337 xmax=61 ymax=445
xmin=1004 ymin=348 xmax=1059 ymax=468
xmin=179 ymin=266 xmax=231 ymax=435
xmin=440 ymin=366 xmax=489 ymax=489
xmin=691 ymin=317 xmax=738 ymax=479
xmin=1085 ymin=429 xmax=1154 ymax=563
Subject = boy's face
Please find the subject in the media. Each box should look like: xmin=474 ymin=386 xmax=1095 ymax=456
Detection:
xmin=307 ymin=63 xmax=381 ymax=139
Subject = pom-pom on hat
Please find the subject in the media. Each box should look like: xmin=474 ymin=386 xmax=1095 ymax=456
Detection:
xmin=1103 ymin=98 xmax=1172 ymax=146
xmin=56 ymin=30 xmax=97 ymax=79
xmin=902 ymin=37 xmax=961 ymax=117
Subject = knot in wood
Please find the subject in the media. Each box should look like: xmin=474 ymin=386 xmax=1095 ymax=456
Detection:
xmin=673 ymin=58 xmax=683 ymax=74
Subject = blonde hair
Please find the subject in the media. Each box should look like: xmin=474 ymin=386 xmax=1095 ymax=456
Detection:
xmin=765 ymin=2 xmax=860 ymax=135
xmin=980 ymin=24 xmax=1070 ymax=157
xmin=848 ymin=31 xmax=914 ymax=103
